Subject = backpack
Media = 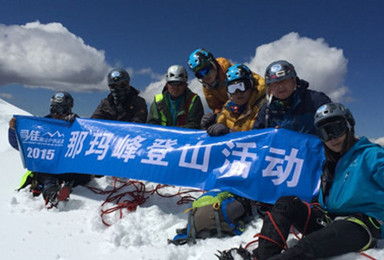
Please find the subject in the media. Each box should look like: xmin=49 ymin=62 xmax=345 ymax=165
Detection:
xmin=169 ymin=191 xmax=253 ymax=245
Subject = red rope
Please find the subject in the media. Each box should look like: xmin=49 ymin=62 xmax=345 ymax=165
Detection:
xmin=88 ymin=178 xmax=203 ymax=226
xmin=291 ymin=201 xmax=312 ymax=240
xmin=244 ymin=236 xmax=259 ymax=250
xmin=245 ymin=203 xmax=377 ymax=260
xmin=150 ymin=184 xmax=203 ymax=204
xmin=265 ymin=211 xmax=288 ymax=250
xmin=245 ymin=211 xmax=288 ymax=252
xmin=245 ymin=202 xmax=313 ymax=251
xmin=360 ymin=252 xmax=377 ymax=260
xmin=98 ymin=180 xmax=148 ymax=226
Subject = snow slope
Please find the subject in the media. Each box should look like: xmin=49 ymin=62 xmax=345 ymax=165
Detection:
xmin=0 ymin=98 xmax=382 ymax=260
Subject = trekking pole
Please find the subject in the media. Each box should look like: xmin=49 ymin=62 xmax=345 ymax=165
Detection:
xmin=265 ymin=93 xmax=273 ymax=128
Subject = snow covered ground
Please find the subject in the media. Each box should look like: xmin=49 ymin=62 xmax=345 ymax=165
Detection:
xmin=0 ymin=98 xmax=382 ymax=260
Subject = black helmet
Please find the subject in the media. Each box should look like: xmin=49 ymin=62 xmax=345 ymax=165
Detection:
xmin=314 ymin=103 xmax=355 ymax=142
xmin=265 ymin=60 xmax=297 ymax=85
xmin=107 ymin=68 xmax=130 ymax=86
xmin=50 ymin=91 xmax=74 ymax=115
xmin=226 ymin=64 xmax=253 ymax=84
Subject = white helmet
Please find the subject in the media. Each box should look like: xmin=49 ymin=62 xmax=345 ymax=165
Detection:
xmin=166 ymin=65 xmax=188 ymax=83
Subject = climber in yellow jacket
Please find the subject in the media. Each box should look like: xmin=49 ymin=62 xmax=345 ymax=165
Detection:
xmin=207 ymin=64 xmax=266 ymax=135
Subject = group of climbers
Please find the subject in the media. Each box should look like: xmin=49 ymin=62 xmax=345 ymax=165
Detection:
xmin=8 ymin=48 xmax=384 ymax=259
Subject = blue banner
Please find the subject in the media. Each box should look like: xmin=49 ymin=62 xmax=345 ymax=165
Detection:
xmin=14 ymin=115 xmax=325 ymax=203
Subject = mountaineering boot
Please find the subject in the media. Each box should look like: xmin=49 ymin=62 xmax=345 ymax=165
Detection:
xmin=43 ymin=181 xmax=72 ymax=208
xmin=43 ymin=184 xmax=60 ymax=207
xmin=57 ymin=182 xmax=71 ymax=201
xmin=215 ymin=246 xmax=253 ymax=260
xmin=256 ymin=197 xmax=304 ymax=259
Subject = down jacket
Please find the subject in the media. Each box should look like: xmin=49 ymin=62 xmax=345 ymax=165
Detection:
xmin=91 ymin=86 xmax=147 ymax=123
xmin=216 ymin=76 xmax=266 ymax=132
xmin=253 ymin=79 xmax=331 ymax=135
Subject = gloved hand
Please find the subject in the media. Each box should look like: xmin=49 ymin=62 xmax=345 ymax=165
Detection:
xmin=207 ymin=123 xmax=230 ymax=137
xmin=63 ymin=114 xmax=77 ymax=123
xmin=201 ymin=112 xmax=217 ymax=129
xmin=9 ymin=117 xmax=16 ymax=130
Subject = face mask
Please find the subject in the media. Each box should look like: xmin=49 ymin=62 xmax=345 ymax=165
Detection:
xmin=50 ymin=104 xmax=70 ymax=115
xmin=110 ymin=85 xmax=130 ymax=111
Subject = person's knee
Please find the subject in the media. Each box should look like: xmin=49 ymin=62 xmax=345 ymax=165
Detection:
xmin=272 ymin=196 xmax=302 ymax=218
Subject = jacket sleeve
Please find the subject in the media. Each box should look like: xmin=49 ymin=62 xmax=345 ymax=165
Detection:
xmin=216 ymin=109 xmax=226 ymax=125
xmin=8 ymin=127 xmax=19 ymax=150
xmin=313 ymin=91 xmax=332 ymax=109
xmin=147 ymin=99 xmax=162 ymax=125
xmin=130 ymin=96 xmax=148 ymax=123
xmin=203 ymin=87 xmax=228 ymax=114
xmin=252 ymin=72 xmax=266 ymax=89
xmin=370 ymin=147 xmax=384 ymax=190
xmin=90 ymin=100 xmax=109 ymax=119
xmin=253 ymin=104 xmax=267 ymax=129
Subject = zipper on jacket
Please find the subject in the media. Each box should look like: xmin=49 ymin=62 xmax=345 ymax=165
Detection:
xmin=335 ymin=171 xmax=350 ymax=202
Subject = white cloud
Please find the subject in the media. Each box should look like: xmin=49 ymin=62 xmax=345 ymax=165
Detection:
xmin=0 ymin=21 xmax=110 ymax=92
xmin=140 ymin=79 xmax=166 ymax=106
xmin=188 ymin=78 xmax=209 ymax=113
xmin=135 ymin=67 xmax=164 ymax=81
xmin=246 ymin=32 xmax=349 ymax=101
xmin=371 ymin=137 xmax=384 ymax=147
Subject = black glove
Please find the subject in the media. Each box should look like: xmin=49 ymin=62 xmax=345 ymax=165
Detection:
xmin=207 ymin=123 xmax=230 ymax=136
xmin=63 ymin=114 xmax=76 ymax=123
xmin=201 ymin=112 xmax=217 ymax=129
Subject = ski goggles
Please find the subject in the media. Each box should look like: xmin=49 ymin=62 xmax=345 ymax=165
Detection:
xmin=317 ymin=120 xmax=347 ymax=142
xmin=195 ymin=64 xmax=213 ymax=79
xmin=227 ymin=81 xmax=250 ymax=95
xmin=50 ymin=104 xmax=70 ymax=115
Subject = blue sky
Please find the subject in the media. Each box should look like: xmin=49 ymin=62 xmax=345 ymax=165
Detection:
xmin=0 ymin=0 xmax=383 ymax=139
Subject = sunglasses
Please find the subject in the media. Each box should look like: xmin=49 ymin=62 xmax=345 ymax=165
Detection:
xmin=168 ymin=81 xmax=186 ymax=87
xmin=317 ymin=120 xmax=347 ymax=142
xmin=195 ymin=64 xmax=213 ymax=79
xmin=227 ymin=81 xmax=250 ymax=95
xmin=109 ymin=82 xmax=127 ymax=89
